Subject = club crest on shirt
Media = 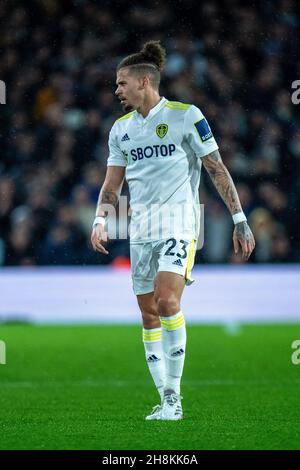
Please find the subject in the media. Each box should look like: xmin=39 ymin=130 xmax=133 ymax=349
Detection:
xmin=156 ymin=123 xmax=168 ymax=138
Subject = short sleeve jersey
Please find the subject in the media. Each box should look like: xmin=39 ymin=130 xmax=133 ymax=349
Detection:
xmin=107 ymin=97 xmax=218 ymax=242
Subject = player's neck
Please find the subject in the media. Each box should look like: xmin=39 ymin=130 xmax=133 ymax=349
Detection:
xmin=137 ymin=93 xmax=161 ymax=118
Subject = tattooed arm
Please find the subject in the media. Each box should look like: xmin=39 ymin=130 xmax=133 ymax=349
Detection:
xmin=91 ymin=166 xmax=125 ymax=254
xmin=202 ymin=149 xmax=255 ymax=261
xmin=95 ymin=166 xmax=125 ymax=216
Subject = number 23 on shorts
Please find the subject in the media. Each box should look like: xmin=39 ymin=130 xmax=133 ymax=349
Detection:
xmin=163 ymin=238 xmax=188 ymax=259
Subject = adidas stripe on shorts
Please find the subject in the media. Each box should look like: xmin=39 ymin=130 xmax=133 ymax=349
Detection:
xmin=130 ymin=238 xmax=197 ymax=295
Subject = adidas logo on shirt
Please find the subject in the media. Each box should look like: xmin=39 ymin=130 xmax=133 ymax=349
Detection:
xmin=172 ymin=258 xmax=183 ymax=267
xmin=121 ymin=133 xmax=130 ymax=141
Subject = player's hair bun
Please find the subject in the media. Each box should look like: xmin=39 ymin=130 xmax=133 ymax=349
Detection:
xmin=140 ymin=41 xmax=166 ymax=72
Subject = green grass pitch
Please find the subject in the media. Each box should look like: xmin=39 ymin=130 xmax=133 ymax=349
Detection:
xmin=0 ymin=324 xmax=300 ymax=450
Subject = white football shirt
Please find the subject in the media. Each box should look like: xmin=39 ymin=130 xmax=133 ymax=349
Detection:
xmin=107 ymin=97 xmax=218 ymax=242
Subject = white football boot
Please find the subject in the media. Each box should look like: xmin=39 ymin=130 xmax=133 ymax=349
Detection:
xmin=161 ymin=392 xmax=183 ymax=420
xmin=145 ymin=404 xmax=162 ymax=420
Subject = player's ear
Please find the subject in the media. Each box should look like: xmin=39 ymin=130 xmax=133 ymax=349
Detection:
xmin=139 ymin=75 xmax=149 ymax=89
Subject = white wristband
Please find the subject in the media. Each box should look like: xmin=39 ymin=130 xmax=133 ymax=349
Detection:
xmin=93 ymin=216 xmax=106 ymax=228
xmin=232 ymin=212 xmax=247 ymax=225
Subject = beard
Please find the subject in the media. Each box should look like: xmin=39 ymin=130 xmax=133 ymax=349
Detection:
xmin=122 ymin=102 xmax=134 ymax=113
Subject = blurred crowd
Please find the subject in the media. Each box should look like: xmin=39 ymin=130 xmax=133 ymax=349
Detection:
xmin=0 ymin=0 xmax=299 ymax=266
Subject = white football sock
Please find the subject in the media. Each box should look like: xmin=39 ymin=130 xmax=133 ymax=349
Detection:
xmin=143 ymin=328 xmax=166 ymax=402
xmin=160 ymin=311 xmax=186 ymax=395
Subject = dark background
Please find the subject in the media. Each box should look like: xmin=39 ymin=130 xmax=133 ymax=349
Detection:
xmin=0 ymin=0 xmax=299 ymax=266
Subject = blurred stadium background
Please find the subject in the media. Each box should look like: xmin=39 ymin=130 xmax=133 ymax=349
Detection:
xmin=0 ymin=0 xmax=299 ymax=323
xmin=1 ymin=0 xmax=300 ymax=268
xmin=1 ymin=0 xmax=300 ymax=450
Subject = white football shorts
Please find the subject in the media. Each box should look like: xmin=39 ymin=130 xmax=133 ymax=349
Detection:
xmin=130 ymin=238 xmax=197 ymax=295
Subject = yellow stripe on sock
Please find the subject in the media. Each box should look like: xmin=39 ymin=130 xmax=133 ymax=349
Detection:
xmin=160 ymin=314 xmax=185 ymax=331
xmin=161 ymin=320 xmax=185 ymax=332
xmin=160 ymin=315 xmax=184 ymax=327
xmin=143 ymin=329 xmax=162 ymax=342
xmin=143 ymin=334 xmax=162 ymax=341
xmin=160 ymin=318 xmax=184 ymax=329
xmin=160 ymin=313 xmax=184 ymax=325
xmin=143 ymin=331 xmax=162 ymax=338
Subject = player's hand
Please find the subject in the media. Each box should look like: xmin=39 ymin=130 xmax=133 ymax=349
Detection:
xmin=233 ymin=221 xmax=255 ymax=261
xmin=91 ymin=223 xmax=109 ymax=255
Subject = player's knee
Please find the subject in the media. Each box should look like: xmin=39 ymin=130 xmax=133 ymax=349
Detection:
xmin=141 ymin=309 xmax=160 ymax=329
xmin=155 ymin=294 xmax=180 ymax=316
